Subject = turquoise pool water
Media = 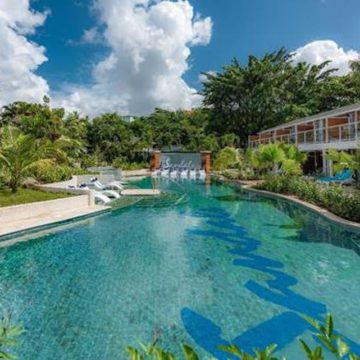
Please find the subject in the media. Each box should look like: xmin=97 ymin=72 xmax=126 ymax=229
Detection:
xmin=0 ymin=178 xmax=359 ymax=359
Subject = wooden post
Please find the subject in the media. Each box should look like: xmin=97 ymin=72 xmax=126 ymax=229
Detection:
xmin=201 ymin=151 xmax=211 ymax=175
xmin=150 ymin=150 xmax=161 ymax=171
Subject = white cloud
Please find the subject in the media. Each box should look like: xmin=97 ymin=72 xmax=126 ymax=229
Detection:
xmin=68 ymin=26 xmax=104 ymax=46
xmin=198 ymin=70 xmax=216 ymax=84
xmin=292 ymin=40 xmax=360 ymax=76
xmin=81 ymin=27 xmax=103 ymax=44
xmin=55 ymin=0 xmax=212 ymax=116
xmin=0 ymin=0 xmax=49 ymax=107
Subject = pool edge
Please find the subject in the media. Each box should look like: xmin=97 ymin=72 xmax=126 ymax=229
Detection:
xmin=215 ymin=176 xmax=360 ymax=231
xmin=0 ymin=207 xmax=112 ymax=244
xmin=244 ymin=185 xmax=360 ymax=231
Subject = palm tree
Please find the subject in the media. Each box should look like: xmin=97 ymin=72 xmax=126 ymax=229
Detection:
xmin=258 ymin=143 xmax=286 ymax=173
xmin=326 ymin=149 xmax=358 ymax=174
xmin=213 ymin=147 xmax=242 ymax=171
xmin=280 ymin=144 xmax=307 ymax=175
xmin=248 ymin=143 xmax=307 ymax=176
xmin=0 ymin=127 xmax=50 ymax=192
xmin=283 ymin=144 xmax=308 ymax=164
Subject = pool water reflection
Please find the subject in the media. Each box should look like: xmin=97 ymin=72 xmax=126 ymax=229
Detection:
xmin=0 ymin=178 xmax=359 ymax=359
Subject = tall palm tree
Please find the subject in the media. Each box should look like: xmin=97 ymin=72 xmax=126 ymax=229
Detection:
xmin=0 ymin=127 xmax=50 ymax=192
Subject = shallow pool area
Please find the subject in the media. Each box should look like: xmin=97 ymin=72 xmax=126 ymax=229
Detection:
xmin=0 ymin=178 xmax=359 ymax=359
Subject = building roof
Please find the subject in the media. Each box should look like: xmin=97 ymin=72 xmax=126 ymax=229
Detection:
xmin=258 ymin=103 xmax=360 ymax=134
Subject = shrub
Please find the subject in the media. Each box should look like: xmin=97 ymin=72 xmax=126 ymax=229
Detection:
xmin=221 ymin=169 xmax=241 ymax=180
xmin=112 ymin=158 xmax=148 ymax=170
xmin=0 ymin=315 xmax=24 ymax=359
xmin=30 ymin=160 xmax=91 ymax=184
xmin=219 ymin=168 xmax=257 ymax=181
xmin=126 ymin=314 xmax=360 ymax=360
xmin=213 ymin=147 xmax=242 ymax=171
xmin=323 ymin=187 xmax=360 ymax=222
xmin=248 ymin=143 xmax=307 ymax=176
xmin=257 ymin=175 xmax=360 ymax=222
xmin=259 ymin=174 xmax=291 ymax=193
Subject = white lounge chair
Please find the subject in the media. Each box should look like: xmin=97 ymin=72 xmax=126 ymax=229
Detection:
xmin=67 ymin=184 xmax=90 ymax=191
xmin=198 ymin=169 xmax=206 ymax=179
xmin=161 ymin=169 xmax=170 ymax=177
xmin=93 ymin=180 xmax=123 ymax=191
xmin=94 ymin=191 xmax=112 ymax=204
xmin=189 ymin=169 xmax=196 ymax=179
xmin=170 ymin=170 xmax=178 ymax=178
xmin=102 ymin=189 xmax=120 ymax=199
xmin=109 ymin=179 xmax=127 ymax=186
xmin=180 ymin=169 xmax=188 ymax=178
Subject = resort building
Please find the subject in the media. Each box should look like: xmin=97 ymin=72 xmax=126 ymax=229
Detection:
xmin=248 ymin=103 xmax=360 ymax=175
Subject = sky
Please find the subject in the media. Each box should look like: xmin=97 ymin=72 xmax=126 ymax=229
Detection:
xmin=0 ymin=0 xmax=360 ymax=117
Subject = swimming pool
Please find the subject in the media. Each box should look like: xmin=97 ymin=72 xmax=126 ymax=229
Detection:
xmin=0 ymin=178 xmax=359 ymax=359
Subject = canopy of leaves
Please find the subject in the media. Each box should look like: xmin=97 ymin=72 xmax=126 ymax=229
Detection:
xmin=202 ymin=50 xmax=360 ymax=146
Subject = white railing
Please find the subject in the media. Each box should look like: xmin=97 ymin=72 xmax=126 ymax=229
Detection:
xmin=250 ymin=122 xmax=359 ymax=148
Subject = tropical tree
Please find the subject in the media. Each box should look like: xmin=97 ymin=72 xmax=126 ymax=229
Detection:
xmin=248 ymin=143 xmax=306 ymax=176
xmin=213 ymin=147 xmax=243 ymax=171
xmin=326 ymin=149 xmax=358 ymax=174
xmin=281 ymin=144 xmax=308 ymax=176
xmin=0 ymin=127 xmax=51 ymax=192
xmin=201 ymin=49 xmax=356 ymax=146
xmin=87 ymin=113 xmax=133 ymax=163
xmin=257 ymin=143 xmax=286 ymax=173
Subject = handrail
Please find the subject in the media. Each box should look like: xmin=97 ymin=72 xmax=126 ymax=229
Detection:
xmin=249 ymin=121 xmax=359 ymax=147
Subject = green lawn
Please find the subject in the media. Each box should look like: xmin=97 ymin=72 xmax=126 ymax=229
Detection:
xmin=0 ymin=188 xmax=74 ymax=208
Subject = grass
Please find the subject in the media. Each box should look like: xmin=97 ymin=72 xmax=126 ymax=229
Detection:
xmin=0 ymin=188 xmax=74 ymax=208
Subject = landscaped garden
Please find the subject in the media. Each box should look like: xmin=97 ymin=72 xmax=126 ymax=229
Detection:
xmin=0 ymin=49 xmax=360 ymax=360
xmin=211 ymin=143 xmax=360 ymax=223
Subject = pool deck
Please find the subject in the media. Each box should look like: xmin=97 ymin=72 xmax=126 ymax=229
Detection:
xmin=0 ymin=201 xmax=110 ymax=239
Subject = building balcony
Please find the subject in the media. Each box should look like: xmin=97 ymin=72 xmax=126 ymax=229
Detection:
xmin=249 ymin=104 xmax=360 ymax=152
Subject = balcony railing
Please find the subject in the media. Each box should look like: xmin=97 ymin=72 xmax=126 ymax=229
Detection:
xmin=249 ymin=122 xmax=359 ymax=148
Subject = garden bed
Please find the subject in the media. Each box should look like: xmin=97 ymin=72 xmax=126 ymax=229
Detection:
xmin=254 ymin=175 xmax=360 ymax=223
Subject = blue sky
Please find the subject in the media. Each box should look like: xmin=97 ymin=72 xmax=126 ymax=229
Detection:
xmin=1 ymin=0 xmax=360 ymax=116
xmin=29 ymin=0 xmax=360 ymax=91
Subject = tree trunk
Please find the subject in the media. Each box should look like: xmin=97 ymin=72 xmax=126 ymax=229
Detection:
xmin=10 ymin=179 xmax=18 ymax=193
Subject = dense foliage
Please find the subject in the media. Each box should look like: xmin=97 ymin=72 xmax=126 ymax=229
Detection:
xmin=0 ymin=49 xmax=360 ymax=189
xmin=202 ymin=50 xmax=360 ymax=146
xmin=127 ymin=314 xmax=360 ymax=360
xmin=0 ymin=127 xmax=52 ymax=192
xmin=214 ymin=143 xmax=307 ymax=180
xmin=0 ymin=315 xmax=24 ymax=359
xmin=257 ymin=175 xmax=360 ymax=222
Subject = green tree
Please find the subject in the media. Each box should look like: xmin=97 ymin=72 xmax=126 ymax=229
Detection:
xmin=0 ymin=127 xmax=50 ymax=192
xmin=326 ymin=149 xmax=358 ymax=173
xmin=201 ymin=49 xmax=350 ymax=146
xmin=257 ymin=143 xmax=286 ymax=173
xmin=213 ymin=147 xmax=242 ymax=171
xmin=248 ymin=143 xmax=306 ymax=176
xmin=87 ymin=113 xmax=132 ymax=163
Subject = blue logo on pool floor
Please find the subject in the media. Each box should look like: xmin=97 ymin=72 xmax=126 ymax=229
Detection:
xmin=181 ymin=207 xmax=360 ymax=359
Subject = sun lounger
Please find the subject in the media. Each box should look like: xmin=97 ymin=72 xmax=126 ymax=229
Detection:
xmin=318 ymin=169 xmax=353 ymax=185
